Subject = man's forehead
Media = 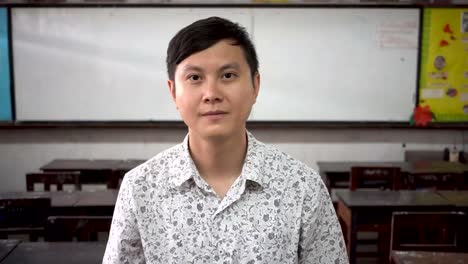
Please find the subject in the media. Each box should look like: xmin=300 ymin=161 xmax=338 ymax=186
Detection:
xmin=175 ymin=40 xmax=247 ymax=70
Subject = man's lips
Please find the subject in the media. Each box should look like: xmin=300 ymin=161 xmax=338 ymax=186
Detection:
xmin=201 ymin=110 xmax=228 ymax=116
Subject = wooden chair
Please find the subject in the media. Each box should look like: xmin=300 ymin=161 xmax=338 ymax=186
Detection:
xmin=26 ymin=171 xmax=81 ymax=191
xmin=45 ymin=216 xmax=112 ymax=242
xmin=0 ymin=197 xmax=51 ymax=241
xmin=349 ymin=167 xmax=401 ymax=263
xmin=350 ymin=166 xmax=402 ymax=190
xmin=390 ymin=211 xmax=468 ymax=254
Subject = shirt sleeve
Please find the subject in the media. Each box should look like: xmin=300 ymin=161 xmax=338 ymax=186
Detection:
xmin=298 ymin=176 xmax=349 ymax=264
xmin=103 ymin=175 xmax=146 ymax=264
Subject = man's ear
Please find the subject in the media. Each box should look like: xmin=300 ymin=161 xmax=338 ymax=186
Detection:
xmin=168 ymin=79 xmax=176 ymax=103
xmin=253 ymin=72 xmax=260 ymax=103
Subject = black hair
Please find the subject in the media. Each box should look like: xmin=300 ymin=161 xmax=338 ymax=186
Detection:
xmin=166 ymin=16 xmax=259 ymax=81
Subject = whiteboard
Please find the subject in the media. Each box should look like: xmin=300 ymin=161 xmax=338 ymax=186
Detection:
xmin=12 ymin=7 xmax=419 ymax=122
xmin=251 ymin=8 xmax=419 ymax=121
xmin=12 ymin=8 xmax=252 ymax=121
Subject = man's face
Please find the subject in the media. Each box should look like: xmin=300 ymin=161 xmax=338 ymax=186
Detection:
xmin=168 ymin=39 xmax=260 ymax=140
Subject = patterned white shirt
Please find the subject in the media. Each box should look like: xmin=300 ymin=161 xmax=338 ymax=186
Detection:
xmin=103 ymin=131 xmax=348 ymax=264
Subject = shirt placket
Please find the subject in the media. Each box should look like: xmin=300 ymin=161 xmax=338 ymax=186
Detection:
xmin=210 ymin=178 xmax=248 ymax=264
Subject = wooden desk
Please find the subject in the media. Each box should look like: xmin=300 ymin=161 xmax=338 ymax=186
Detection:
xmin=317 ymin=161 xmax=409 ymax=191
xmin=1 ymin=242 xmax=106 ymax=264
xmin=390 ymin=250 xmax=468 ymax=264
xmin=0 ymin=192 xmax=51 ymax=239
xmin=0 ymin=240 xmax=20 ymax=262
xmin=0 ymin=191 xmax=117 ymax=216
xmin=336 ymin=190 xmax=455 ymax=264
xmin=318 ymin=161 xmax=468 ymax=191
xmin=40 ymin=159 xmax=145 ymax=188
xmin=0 ymin=191 xmax=116 ymax=241
xmin=41 ymin=159 xmax=121 ymax=188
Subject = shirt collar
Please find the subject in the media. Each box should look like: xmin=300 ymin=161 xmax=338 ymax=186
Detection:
xmin=169 ymin=130 xmax=268 ymax=190
xmin=169 ymin=134 xmax=196 ymax=189
xmin=241 ymin=131 xmax=268 ymax=188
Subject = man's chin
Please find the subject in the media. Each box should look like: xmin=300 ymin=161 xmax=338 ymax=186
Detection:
xmin=201 ymin=129 xmax=230 ymax=141
xmin=198 ymin=126 xmax=239 ymax=141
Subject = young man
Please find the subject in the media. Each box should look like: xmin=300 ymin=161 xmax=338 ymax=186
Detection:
xmin=104 ymin=17 xmax=348 ymax=263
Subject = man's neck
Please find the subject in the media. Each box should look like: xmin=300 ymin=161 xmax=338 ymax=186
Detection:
xmin=188 ymin=130 xmax=247 ymax=195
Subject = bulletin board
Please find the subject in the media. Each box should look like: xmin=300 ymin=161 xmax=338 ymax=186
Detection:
xmin=419 ymin=8 xmax=468 ymax=122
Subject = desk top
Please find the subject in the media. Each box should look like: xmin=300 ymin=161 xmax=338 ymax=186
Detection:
xmin=1 ymin=242 xmax=106 ymax=264
xmin=49 ymin=192 xmax=80 ymax=207
xmin=317 ymin=161 xmax=410 ymax=174
xmin=40 ymin=159 xmax=145 ymax=172
xmin=336 ymin=190 xmax=453 ymax=208
xmin=437 ymin=191 xmax=468 ymax=208
xmin=318 ymin=161 xmax=468 ymax=174
xmin=116 ymin=159 xmax=145 ymax=171
xmin=0 ymin=191 xmax=117 ymax=208
xmin=0 ymin=240 xmax=20 ymax=263
xmin=40 ymin=159 xmax=122 ymax=171
xmin=0 ymin=192 xmax=49 ymax=200
xmin=411 ymin=161 xmax=467 ymax=174
xmin=391 ymin=250 xmax=468 ymax=264
xmin=74 ymin=190 xmax=118 ymax=207
xmin=0 ymin=191 xmax=78 ymax=207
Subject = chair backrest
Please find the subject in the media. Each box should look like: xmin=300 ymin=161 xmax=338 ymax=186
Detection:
xmin=405 ymin=172 xmax=464 ymax=190
xmin=26 ymin=171 xmax=81 ymax=191
xmin=390 ymin=211 xmax=468 ymax=253
xmin=404 ymin=150 xmax=447 ymax=162
xmin=350 ymin=167 xmax=401 ymax=190
xmin=45 ymin=216 xmax=112 ymax=242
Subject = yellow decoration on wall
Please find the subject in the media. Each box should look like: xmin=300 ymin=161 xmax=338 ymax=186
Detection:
xmin=419 ymin=8 xmax=468 ymax=122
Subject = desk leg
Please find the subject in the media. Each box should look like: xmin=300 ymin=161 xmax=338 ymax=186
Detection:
xmin=106 ymin=171 xmax=119 ymax=189
xmin=347 ymin=212 xmax=357 ymax=264
xmin=337 ymin=201 xmax=357 ymax=264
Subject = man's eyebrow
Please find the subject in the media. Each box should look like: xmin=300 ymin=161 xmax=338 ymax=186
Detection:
xmin=181 ymin=65 xmax=204 ymax=73
xmin=181 ymin=63 xmax=241 ymax=74
xmin=219 ymin=63 xmax=241 ymax=72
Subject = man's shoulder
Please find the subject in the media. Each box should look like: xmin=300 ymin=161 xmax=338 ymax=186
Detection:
xmin=260 ymin=143 xmax=323 ymax=192
xmin=262 ymin=143 xmax=317 ymax=176
xmin=123 ymin=143 xmax=185 ymax=186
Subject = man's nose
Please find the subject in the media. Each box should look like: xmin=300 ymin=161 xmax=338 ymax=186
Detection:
xmin=202 ymin=79 xmax=224 ymax=103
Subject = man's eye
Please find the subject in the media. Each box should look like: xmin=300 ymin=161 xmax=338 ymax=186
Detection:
xmin=188 ymin=75 xmax=201 ymax=81
xmin=223 ymin=73 xmax=236 ymax=79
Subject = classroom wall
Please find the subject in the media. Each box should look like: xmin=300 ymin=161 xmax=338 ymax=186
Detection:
xmin=1 ymin=7 xmax=466 ymax=192
xmin=0 ymin=128 xmax=466 ymax=192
